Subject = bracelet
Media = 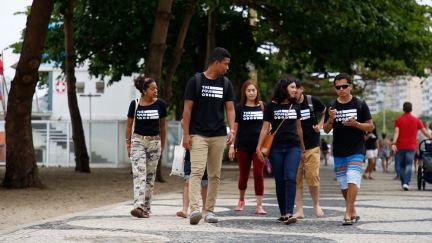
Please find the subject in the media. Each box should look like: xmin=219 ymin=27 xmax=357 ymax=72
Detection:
xmin=230 ymin=130 xmax=236 ymax=134
xmin=230 ymin=144 xmax=235 ymax=148
xmin=126 ymin=138 xmax=131 ymax=141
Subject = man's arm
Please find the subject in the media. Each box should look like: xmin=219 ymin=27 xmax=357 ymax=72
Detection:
xmin=225 ymin=101 xmax=236 ymax=145
xmin=420 ymin=127 xmax=432 ymax=139
xmin=182 ymin=100 xmax=194 ymax=150
xmin=313 ymin=108 xmax=326 ymax=133
xmin=323 ymin=107 xmax=336 ymax=133
xmin=392 ymin=127 xmax=400 ymax=153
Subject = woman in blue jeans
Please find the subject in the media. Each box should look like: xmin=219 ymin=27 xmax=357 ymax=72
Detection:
xmin=256 ymin=78 xmax=305 ymax=225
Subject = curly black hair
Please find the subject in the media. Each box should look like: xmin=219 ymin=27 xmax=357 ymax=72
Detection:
xmin=134 ymin=76 xmax=155 ymax=95
xmin=272 ymin=78 xmax=297 ymax=104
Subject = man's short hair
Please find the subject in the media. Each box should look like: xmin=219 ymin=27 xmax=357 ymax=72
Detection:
xmin=208 ymin=47 xmax=231 ymax=64
xmin=333 ymin=73 xmax=352 ymax=85
xmin=403 ymin=102 xmax=412 ymax=113
xmin=294 ymin=79 xmax=303 ymax=88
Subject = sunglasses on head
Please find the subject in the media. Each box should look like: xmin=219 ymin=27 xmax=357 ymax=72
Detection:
xmin=335 ymin=84 xmax=349 ymax=90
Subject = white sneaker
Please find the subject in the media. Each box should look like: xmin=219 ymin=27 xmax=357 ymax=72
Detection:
xmin=403 ymin=184 xmax=409 ymax=191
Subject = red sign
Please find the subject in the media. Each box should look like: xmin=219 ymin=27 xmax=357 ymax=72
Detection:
xmin=55 ymin=80 xmax=66 ymax=94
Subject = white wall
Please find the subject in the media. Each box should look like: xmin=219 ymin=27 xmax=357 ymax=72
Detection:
xmin=50 ymin=66 xmax=139 ymax=121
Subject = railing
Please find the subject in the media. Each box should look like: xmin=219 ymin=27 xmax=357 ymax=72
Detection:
xmin=0 ymin=120 xmax=182 ymax=168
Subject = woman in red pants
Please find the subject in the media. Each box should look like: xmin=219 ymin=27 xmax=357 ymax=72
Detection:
xmin=229 ymin=80 xmax=266 ymax=214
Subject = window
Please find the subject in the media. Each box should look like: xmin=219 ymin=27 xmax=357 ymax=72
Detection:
xmin=76 ymin=82 xmax=85 ymax=93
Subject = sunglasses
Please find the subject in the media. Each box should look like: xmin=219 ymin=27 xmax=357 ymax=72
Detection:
xmin=335 ymin=84 xmax=350 ymax=90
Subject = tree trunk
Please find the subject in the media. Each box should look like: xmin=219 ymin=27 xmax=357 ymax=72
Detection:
xmin=164 ymin=0 xmax=195 ymax=101
xmin=64 ymin=0 xmax=90 ymax=173
xmin=146 ymin=0 xmax=174 ymax=182
xmin=3 ymin=0 xmax=54 ymax=189
xmin=147 ymin=0 xmax=173 ymax=84
xmin=205 ymin=7 xmax=216 ymax=67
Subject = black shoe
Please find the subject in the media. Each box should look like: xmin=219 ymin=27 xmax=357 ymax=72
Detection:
xmin=284 ymin=216 xmax=297 ymax=225
xmin=277 ymin=216 xmax=288 ymax=222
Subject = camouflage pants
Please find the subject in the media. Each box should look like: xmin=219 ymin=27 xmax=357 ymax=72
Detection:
xmin=130 ymin=134 xmax=161 ymax=212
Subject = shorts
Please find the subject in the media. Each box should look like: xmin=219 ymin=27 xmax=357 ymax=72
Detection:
xmin=296 ymin=146 xmax=320 ymax=188
xmin=365 ymin=149 xmax=378 ymax=159
xmin=334 ymin=154 xmax=365 ymax=189
xmin=184 ymin=151 xmax=208 ymax=187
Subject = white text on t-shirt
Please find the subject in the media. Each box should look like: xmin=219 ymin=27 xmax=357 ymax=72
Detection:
xmin=242 ymin=111 xmax=263 ymax=121
xmin=202 ymin=86 xmax=223 ymax=98
xmin=335 ymin=109 xmax=357 ymax=122
xmin=136 ymin=110 xmax=159 ymax=120
xmin=274 ymin=109 xmax=297 ymax=120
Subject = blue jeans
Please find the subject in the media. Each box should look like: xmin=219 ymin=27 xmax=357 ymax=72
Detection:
xmin=395 ymin=149 xmax=415 ymax=186
xmin=269 ymin=144 xmax=301 ymax=215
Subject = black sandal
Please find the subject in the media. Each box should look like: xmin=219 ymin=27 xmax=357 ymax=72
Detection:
xmin=350 ymin=216 xmax=360 ymax=223
xmin=342 ymin=218 xmax=353 ymax=226
xmin=277 ymin=216 xmax=288 ymax=222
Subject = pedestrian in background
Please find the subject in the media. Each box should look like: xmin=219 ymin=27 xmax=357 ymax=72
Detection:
xmin=392 ymin=102 xmax=431 ymax=191
xmin=363 ymin=128 xmax=378 ymax=179
xmin=126 ymin=77 xmax=167 ymax=219
xmin=378 ymin=133 xmax=392 ymax=173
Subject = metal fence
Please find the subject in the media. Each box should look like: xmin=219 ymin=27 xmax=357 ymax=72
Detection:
xmin=0 ymin=120 xmax=182 ymax=168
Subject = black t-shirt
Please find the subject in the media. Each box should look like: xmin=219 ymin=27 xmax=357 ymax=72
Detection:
xmin=299 ymin=95 xmax=326 ymax=149
xmin=324 ymin=97 xmax=372 ymax=156
xmin=184 ymin=73 xmax=235 ymax=137
xmin=365 ymin=129 xmax=378 ymax=150
xmin=127 ymin=99 xmax=167 ymax=136
xmin=263 ymin=102 xmax=301 ymax=146
xmin=235 ymin=104 xmax=263 ymax=152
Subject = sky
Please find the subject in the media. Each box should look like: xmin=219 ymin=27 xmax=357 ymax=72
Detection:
xmin=0 ymin=0 xmax=32 ymax=80
xmin=1 ymin=0 xmax=432 ymax=81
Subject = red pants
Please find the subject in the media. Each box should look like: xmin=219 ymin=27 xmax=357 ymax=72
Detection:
xmin=236 ymin=149 xmax=264 ymax=196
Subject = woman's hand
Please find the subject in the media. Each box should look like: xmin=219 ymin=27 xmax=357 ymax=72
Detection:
xmin=228 ymin=146 xmax=236 ymax=161
xmin=127 ymin=144 xmax=131 ymax=157
xmin=256 ymin=147 xmax=265 ymax=162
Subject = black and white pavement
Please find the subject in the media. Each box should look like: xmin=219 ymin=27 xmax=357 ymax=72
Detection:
xmin=1 ymin=165 xmax=432 ymax=242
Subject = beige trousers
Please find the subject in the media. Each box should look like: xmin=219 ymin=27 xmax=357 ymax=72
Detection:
xmin=189 ymin=135 xmax=226 ymax=213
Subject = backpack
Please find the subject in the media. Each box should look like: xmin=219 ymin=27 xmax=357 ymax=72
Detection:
xmin=305 ymin=94 xmax=317 ymax=124
xmin=194 ymin=72 xmax=229 ymax=99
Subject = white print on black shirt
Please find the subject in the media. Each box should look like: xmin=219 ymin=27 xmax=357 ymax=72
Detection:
xmin=136 ymin=110 xmax=159 ymax=120
xmin=335 ymin=109 xmax=357 ymax=122
xmin=300 ymin=109 xmax=310 ymax=121
xmin=274 ymin=109 xmax=297 ymax=120
xmin=202 ymin=86 xmax=223 ymax=98
xmin=243 ymin=111 xmax=263 ymax=121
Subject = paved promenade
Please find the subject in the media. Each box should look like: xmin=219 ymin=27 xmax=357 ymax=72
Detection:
xmin=1 ymin=165 xmax=432 ymax=242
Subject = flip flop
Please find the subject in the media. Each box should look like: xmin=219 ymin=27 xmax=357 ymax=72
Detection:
xmin=176 ymin=211 xmax=187 ymax=218
xmin=350 ymin=216 xmax=360 ymax=223
xmin=342 ymin=218 xmax=353 ymax=226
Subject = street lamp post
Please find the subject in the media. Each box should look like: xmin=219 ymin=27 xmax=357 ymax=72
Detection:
xmin=79 ymin=93 xmax=101 ymax=162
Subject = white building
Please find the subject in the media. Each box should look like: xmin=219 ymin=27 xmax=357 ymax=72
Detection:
xmin=0 ymin=65 xmax=181 ymax=168
xmin=364 ymin=76 xmax=425 ymax=116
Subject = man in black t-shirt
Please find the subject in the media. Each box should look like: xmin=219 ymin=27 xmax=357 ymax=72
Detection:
xmin=323 ymin=73 xmax=374 ymax=226
xmin=182 ymin=47 xmax=236 ymax=225
xmin=293 ymin=80 xmax=326 ymax=219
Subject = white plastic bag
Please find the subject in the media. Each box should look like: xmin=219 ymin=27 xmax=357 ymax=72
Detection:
xmin=170 ymin=140 xmax=185 ymax=177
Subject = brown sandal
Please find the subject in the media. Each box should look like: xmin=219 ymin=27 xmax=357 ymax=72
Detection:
xmin=131 ymin=208 xmax=149 ymax=218
xmin=176 ymin=211 xmax=187 ymax=218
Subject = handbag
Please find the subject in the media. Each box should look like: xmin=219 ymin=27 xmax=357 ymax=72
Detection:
xmin=260 ymin=104 xmax=293 ymax=158
xmin=170 ymin=138 xmax=185 ymax=177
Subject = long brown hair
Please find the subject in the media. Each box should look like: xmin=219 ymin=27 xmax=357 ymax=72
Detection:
xmin=240 ymin=80 xmax=261 ymax=107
